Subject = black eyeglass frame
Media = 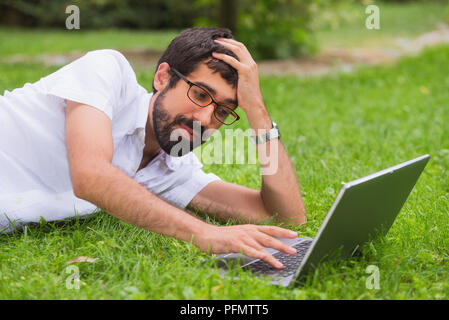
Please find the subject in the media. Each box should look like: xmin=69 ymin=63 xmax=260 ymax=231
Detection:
xmin=171 ymin=68 xmax=240 ymax=125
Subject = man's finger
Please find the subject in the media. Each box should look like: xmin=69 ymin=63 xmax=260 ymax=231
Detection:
xmin=216 ymin=37 xmax=246 ymax=50
xmin=259 ymin=249 xmax=284 ymax=269
xmin=241 ymin=235 xmax=284 ymax=269
xmin=239 ymin=244 xmax=266 ymax=260
xmin=258 ymin=225 xmax=298 ymax=238
xmin=214 ymin=38 xmax=241 ymax=51
xmin=241 ymin=245 xmax=284 ymax=269
xmin=211 ymin=52 xmax=242 ymax=70
xmin=256 ymin=232 xmax=297 ymax=256
xmin=216 ymin=38 xmax=252 ymax=58
xmin=214 ymin=39 xmax=252 ymax=64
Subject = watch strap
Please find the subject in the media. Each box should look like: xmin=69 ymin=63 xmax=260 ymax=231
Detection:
xmin=251 ymin=121 xmax=281 ymax=145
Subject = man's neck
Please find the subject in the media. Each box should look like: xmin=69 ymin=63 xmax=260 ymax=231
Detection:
xmin=139 ymin=95 xmax=161 ymax=170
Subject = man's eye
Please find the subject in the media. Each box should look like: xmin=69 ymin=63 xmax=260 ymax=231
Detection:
xmin=216 ymin=107 xmax=231 ymax=117
xmin=192 ymin=87 xmax=210 ymax=103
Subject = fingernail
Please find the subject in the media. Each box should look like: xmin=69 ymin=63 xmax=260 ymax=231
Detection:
xmin=289 ymin=247 xmax=297 ymax=254
xmin=289 ymin=231 xmax=297 ymax=236
xmin=276 ymin=262 xmax=284 ymax=269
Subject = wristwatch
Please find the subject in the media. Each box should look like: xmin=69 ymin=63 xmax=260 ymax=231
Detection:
xmin=251 ymin=121 xmax=281 ymax=145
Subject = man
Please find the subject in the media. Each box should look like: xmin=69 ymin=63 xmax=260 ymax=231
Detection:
xmin=0 ymin=28 xmax=306 ymax=269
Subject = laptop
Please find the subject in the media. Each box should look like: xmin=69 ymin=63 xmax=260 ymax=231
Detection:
xmin=210 ymin=154 xmax=430 ymax=287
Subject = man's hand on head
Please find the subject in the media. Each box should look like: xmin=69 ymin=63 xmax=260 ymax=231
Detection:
xmin=212 ymin=38 xmax=265 ymax=114
xmin=212 ymin=38 xmax=272 ymax=131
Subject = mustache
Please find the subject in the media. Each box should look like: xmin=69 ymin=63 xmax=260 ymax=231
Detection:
xmin=174 ymin=115 xmax=207 ymax=137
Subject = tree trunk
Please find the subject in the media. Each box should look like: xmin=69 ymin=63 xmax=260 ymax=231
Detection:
xmin=219 ymin=0 xmax=237 ymax=34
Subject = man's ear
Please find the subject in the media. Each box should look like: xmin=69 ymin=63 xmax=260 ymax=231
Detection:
xmin=153 ymin=62 xmax=171 ymax=92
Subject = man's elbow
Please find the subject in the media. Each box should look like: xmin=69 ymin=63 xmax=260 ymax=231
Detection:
xmin=72 ymin=174 xmax=89 ymax=199
xmin=299 ymin=206 xmax=307 ymax=223
xmin=298 ymin=212 xmax=307 ymax=224
xmin=282 ymin=208 xmax=307 ymax=226
xmin=70 ymin=160 xmax=113 ymax=200
xmin=289 ymin=213 xmax=307 ymax=226
xmin=71 ymin=169 xmax=98 ymax=200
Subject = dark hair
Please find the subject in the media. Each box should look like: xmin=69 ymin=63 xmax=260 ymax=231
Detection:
xmin=152 ymin=27 xmax=239 ymax=94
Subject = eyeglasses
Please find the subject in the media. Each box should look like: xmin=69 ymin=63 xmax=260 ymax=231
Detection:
xmin=171 ymin=68 xmax=240 ymax=125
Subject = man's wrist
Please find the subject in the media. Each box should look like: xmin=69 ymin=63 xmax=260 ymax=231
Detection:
xmin=251 ymin=121 xmax=280 ymax=145
xmin=172 ymin=213 xmax=212 ymax=243
xmin=189 ymin=223 xmax=219 ymax=251
xmin=244 ymin=103 xmax=272 ymax=131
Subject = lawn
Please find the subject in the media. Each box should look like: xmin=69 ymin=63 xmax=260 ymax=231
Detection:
xmin=0 ymin=28 xmax=178 ymax=57
xmin=313 ymin=0 xmax=449 ymax=50
xmin=1 ymin=40 xmax=448 ymax=299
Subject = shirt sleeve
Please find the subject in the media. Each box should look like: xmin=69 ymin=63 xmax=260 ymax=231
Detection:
xmin=163 ymin=169 xmax=221 ymax=209
xmin=134 ymin=151 xmax=222 ymax=209
xmin=41 ymin=49 xmax=129 ymax=121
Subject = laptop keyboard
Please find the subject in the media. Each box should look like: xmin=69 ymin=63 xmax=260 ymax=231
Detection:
xmin=242 ymin=239 xmax=313 ymax=277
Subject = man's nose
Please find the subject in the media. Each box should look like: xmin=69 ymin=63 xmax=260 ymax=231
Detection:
xmin=192 ymin=104 xmax=215 ymax=127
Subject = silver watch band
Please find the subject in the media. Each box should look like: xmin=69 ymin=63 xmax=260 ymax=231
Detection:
xmin=251 ymin=121 xmax=281 ymax=145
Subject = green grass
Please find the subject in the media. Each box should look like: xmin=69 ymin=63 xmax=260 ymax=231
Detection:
xmin=314 ymin=1 xmax=448 ymax=50
xmin=0 ymin=28 xmax=178 ymax=57
xmin=1 ymin=42 xmax=448 ymax=299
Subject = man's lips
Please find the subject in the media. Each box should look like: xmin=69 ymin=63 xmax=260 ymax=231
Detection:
xmin=178 ymin=123 xmax=196 ymax=140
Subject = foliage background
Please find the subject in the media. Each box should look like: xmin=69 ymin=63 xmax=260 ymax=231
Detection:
xmin=0 ymin=0 xmax=317 ymax=59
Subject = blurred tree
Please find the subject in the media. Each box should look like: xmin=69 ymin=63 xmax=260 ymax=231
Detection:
xmin=0 ymin=0 xmax=203 ymax=29
xmin=0 ymin=0 xmax=318 ymax=60
xmin=446 ymin=0 xmax=449 ymax=23
xmin=237 ymin=0 xmax=316 ymax=60
xmin=218 ymin=0 xmax=237 ymax=32
xmin=195 ymin=0 xmax=317 ymax=60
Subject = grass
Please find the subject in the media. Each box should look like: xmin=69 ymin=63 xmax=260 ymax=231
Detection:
xmin=0 ymin=28 xmax=178 ymax=57
xmin=1 ymin=42 xmax=448 ymax=299
xmin=313 ymin=0 xmax=448 ymax=50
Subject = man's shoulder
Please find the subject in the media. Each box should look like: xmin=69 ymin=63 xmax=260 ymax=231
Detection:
xmin=80 ymin=49 xmax=142 ymax=94
xmin=88 ymin=48 xmax=127 ymax=60
xmin=84 ymin=49 xmax=132 ymax=71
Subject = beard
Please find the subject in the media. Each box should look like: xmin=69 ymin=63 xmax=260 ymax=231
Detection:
xmin=152 ymin=87 xmax=208 ymax=157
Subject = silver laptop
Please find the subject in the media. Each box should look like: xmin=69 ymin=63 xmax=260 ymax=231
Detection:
xmin=211 ymin=155 xmax=430 ymax=287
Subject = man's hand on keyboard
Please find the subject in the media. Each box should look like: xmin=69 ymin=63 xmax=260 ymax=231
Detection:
xmin=194 ymin=224 xmax=298 ymax=269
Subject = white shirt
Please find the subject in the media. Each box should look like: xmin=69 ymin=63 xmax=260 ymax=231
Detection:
xmin=0 ymin=49 xmax=220 ymax=233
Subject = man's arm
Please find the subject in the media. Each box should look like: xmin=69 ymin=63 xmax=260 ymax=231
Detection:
xmin=65 ymin=100 xmax=300 ymax=269
xmin=65 ymin=100 xmax=206 ymax=242
xmin=189 ymin=38 xmax=306 ymax=226
xmin=187 ymin=139 xmax=306 ymax=226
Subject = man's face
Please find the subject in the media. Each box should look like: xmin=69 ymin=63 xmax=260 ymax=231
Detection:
xmin=152 ymin=62 xmax=237 ymax=157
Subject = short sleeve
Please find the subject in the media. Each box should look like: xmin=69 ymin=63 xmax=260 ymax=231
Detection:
xmin=41 ymin=49 xmax=128 ymax=121
xmin=163 ymin=169 xmax=221 ymax=208
xmin=134 ymin=151 xmax=222 ymax=209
